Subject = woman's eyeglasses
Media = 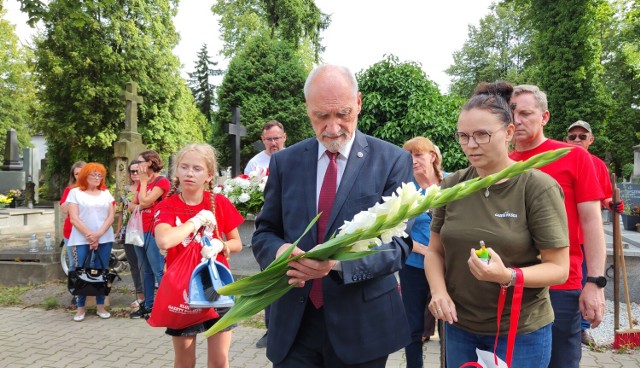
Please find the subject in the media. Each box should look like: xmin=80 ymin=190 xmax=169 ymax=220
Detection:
xmin=129 ymin=170 xmax=139 ymax=175
xmin=88 ymin=173 xmax=104 ymax=179
xmin=567 ymin=134 xmax=588 ymax=141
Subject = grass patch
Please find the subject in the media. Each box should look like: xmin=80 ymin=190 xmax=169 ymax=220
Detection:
xmin=43 ymin=297 xmax=59 ymax=309
xmin=239 ymin=310 xmax=266 ymax=329
xmin=0 ymin=285 xmax=31 ymax=306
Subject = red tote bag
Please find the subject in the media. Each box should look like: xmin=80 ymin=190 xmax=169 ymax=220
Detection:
xmin=147 ymin=238 xmax=219 ymax=330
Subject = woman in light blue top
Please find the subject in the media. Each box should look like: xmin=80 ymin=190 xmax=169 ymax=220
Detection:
xmin=400 ymin=137 xmax=444 ymax=368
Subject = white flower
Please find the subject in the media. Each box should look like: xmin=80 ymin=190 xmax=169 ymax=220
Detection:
xmin=239 ymin=193 xmax=251 ymax=203
xmin=380 ymin=222 xmax=408 ymax=243
xmin=213 ymin=186 xmax=222 ymax=194
xmin=338 ymin=210 xmax=378 ymax=235
xmin=237 ymin=178 xmax=251 ymax=189
xmin=350 ymin=238 xmax=381 ymax=252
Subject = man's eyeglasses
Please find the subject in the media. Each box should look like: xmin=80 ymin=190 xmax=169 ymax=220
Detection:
xmin=263 ymin=136 xmax=283 ymax=143
xmin=567 ymin=134 xmax=588 ymax=141
xmin=88 ymin=173 xmax=104 ymax=179
xmin=454 ymin=130 xmax=494 ymax=145
xmin=129 ymin=170 xmax=139 ymax=175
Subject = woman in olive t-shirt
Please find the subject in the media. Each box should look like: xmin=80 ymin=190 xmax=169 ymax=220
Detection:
xmin=424 ymin=81 xmax=569 ymax=368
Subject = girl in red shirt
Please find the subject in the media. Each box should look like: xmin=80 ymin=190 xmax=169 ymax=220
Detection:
xmin=154 ymin=143 xmax=243 ymax=368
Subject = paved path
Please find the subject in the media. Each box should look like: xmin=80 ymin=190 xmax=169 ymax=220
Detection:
xmin=0 ymin=306 xmax=638 ymax=368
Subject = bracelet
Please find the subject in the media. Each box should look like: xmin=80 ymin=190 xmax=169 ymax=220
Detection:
xmin=500 ymin=268 xmax=517 ymax=288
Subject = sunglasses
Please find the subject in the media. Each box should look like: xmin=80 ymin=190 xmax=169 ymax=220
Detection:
xmin=567 ymin=133 xmax=589 ymax=141
xmin=129 ymin=170 xmax=139 ymax=175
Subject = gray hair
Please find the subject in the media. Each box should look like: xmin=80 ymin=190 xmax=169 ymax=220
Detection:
xmin=513 ymin=84 xmax=548 ymax=112
xmin=303 ymin=64 xmax=358 ymax=100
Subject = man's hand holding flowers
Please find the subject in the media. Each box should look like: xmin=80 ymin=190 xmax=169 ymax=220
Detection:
xmin=277 ymin=243 xmax=337 ymax=287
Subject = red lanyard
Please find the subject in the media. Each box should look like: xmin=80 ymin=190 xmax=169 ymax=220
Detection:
xmin=493 ymin=267 xmax=524 ymax=367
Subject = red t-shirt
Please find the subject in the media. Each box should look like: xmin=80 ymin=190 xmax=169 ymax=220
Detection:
xmin=154 ymin=191 xmax=244 ymax=270
xmin=591 ymin=154 xmax=612 ymax=201
xmin=136 ymin=176 xmax=171 ymax=231
xmin=510 ymin=139 xmax=604 ymax=290
xmin=60 ymin=186 xmax=73 ymax=239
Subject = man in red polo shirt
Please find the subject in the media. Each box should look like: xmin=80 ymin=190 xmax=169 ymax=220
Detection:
xmin=509 ymin=85 xmax=606 ymax=368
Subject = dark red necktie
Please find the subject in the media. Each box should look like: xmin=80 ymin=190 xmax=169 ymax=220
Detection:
xmin=309 ymin=150 xmax=338 ymax=308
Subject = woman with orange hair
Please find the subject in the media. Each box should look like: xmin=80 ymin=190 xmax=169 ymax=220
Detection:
xmin=67 ymin=162 xmax=116 ymax=322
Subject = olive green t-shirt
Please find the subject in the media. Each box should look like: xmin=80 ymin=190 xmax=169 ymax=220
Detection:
xmin=431 ymin=167 xmax=568 ymax=335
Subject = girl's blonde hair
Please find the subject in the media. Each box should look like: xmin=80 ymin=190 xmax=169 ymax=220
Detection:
xmin=167 ymin=144 xmax=219 ymax=210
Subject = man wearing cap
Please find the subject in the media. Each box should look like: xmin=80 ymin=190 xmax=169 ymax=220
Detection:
xmin=567 ymin=120 xmax=624 ymax=346
xmin=509 ymin=85 xmax=606 ymax=368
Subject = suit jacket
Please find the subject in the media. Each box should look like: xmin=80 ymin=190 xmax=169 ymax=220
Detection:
xmin=252 ymin=130 xmax=413 ymax=364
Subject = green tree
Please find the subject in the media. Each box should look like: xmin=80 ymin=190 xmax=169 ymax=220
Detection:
xmin=523 ymin=0 xmax=610 ymax=141
xmin=0 ymin=5 xmax=36 ymax=160
xmin=214 ymin=34 xmax=311 ymax=170
xmin=188 ymin=43 xmax=224 ymax=124
xmin=212 ymin=0 xmax=329 ymax=62
xmin=446 ymin=1 xmax=534 ymax=98
xmin=598 ymin=0 xmax=640 ymax=176
xmin=357 ymin=55 xmax=466 ymax=171
xmin=22 ymin=0 xmax=208 ymax=196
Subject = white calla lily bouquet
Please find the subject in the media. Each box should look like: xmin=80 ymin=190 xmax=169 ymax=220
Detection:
xmin=204 ymin=148 xmax=571 ymax=337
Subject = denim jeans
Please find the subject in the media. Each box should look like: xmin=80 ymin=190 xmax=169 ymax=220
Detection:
xmin=134 ymin=232 xmax=164 ymax=310
xmin=549 ymin=289 xmax=582 ymax=368
xmin=64 ymin=238 xmax=75 ymax=270
xmin=398 ymin=264 xmax=433 ymax=368
xmin=445 ymin=323 xmax=552 ymax=368
xmin=71 ymin=243 xmax=113 ymax=308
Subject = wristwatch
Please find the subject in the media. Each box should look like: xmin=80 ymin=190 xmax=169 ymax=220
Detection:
xmin=586 ymin=276 xmax=607 ymax=288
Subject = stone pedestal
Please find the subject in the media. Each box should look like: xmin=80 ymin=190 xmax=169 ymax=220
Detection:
xmin=238 ymin=215 xmax=256 ymax=247
xmin=0 ymin=245 xmax=65 ymax=286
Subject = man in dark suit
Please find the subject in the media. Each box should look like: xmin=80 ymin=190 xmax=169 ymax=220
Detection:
xmin=252 ymin=64 xmax=413 ymax=367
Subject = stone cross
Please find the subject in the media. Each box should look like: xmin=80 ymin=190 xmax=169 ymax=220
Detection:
xmin=224 ymin=107 xmax=246 ymax=177
xmin=121 ymin=82 xmax=143 ymax=133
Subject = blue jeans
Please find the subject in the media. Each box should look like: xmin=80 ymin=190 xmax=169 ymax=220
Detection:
xmin=71 ymin=243 xmax=113 ymax=308
xmin=549 ymin=289 xmax=582 ymax=368
xmin=64 ymin=238 xmax=75 ymax=270
xmin=445 ymin=323 xmax=552 ymax=368
xmin=399 ymin=264 xmax=433 ymax=368
xmin=134 ymin=232 xmax=164 ymax=310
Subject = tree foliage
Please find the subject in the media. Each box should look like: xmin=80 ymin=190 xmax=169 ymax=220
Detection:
xmin=447 ymin=1 xmax=534 ymax=98
xmin=524 ymin=0 xmax=610 ymax=141
xmin=598 ymin=0 xmax=640 ymax=175
xmin=0 ymin=5 xmax=36 ymax=161
xmin=22 ymin=0 xmax=208 ymax=196
xmin=212 ymin=0 xmax=329 ymax=62
xmin=213 ymin=34 xmax=311 ymax=170
xmin=188 ymin=43 xmax=224 ymax=124
xmin=357 ymin=55 xmax=466 ymax=172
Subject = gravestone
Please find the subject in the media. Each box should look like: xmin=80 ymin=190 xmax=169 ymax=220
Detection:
xmin=619 ymin=182 xmax=640 ymax=211
xmin=633 ymin=144 xmax=640 ymax=183
xmin=224 ymin=107 xmax=246 ymax=177
xmin=0 ymin=129 xmax=26 ymax=194
xmin=22 ymin=147 xmax=40 ymax=204
xmin=112 ymin=82 xmax=147 ymax=206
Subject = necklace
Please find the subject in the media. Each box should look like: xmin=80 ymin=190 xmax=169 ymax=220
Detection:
xmin=484 ymin=187 xmax=490 ymax=198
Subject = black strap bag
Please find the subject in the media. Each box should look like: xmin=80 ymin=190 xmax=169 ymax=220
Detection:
xmin=67 ymin=249 xmax=119 ymax=296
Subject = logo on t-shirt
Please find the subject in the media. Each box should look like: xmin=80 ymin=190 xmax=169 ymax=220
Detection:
xmin=495 ymin=211 xmax=517 ymax=218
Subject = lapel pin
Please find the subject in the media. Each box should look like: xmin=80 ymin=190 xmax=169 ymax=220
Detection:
xmin=357 ymin=152 xmax=364 ymax=158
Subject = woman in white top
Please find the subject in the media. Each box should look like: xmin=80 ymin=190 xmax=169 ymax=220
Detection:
xmin=67 ymin=162 xmax=116 ymax=322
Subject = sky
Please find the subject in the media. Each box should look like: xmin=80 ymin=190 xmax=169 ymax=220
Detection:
xmin=5 ymin=0 xmax=495 ymax=92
